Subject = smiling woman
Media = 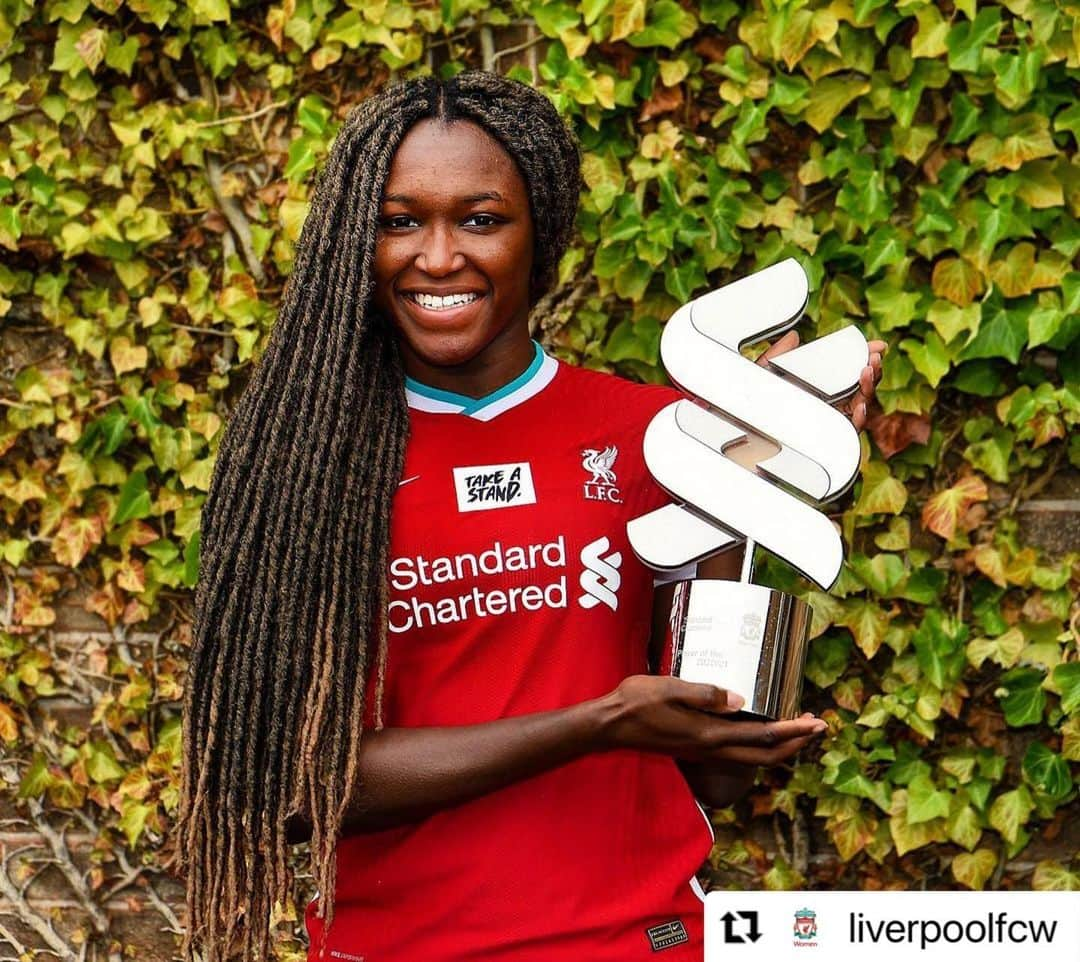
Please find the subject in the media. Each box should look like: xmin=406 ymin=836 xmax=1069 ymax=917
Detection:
xmin=176 ymin=71 xmax=841 ymax=962
xmin=372 ymin=118 xmax=537 ymax=385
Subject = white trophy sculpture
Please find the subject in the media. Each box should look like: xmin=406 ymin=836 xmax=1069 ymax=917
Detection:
xmin=627 ymin=258 xmax=868 ymax=720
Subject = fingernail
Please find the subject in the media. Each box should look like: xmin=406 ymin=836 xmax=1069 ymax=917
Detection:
xmin=813 ymin=720 xmax=827 ymax=733
xmin=726 ymin=691 xmax=745 ymax=710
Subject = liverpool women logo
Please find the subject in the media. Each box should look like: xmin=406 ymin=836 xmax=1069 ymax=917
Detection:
xmin=581 ymin=445 xmax=622 ymax=503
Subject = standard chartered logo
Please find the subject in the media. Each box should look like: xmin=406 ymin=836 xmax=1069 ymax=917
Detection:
xmin=578 ymin=536 xmax=622 ymax=611
xmin=627 ymin=258 xmax=868 ymax=592
xmin=386 ymin=533 xmax=625 ymax=632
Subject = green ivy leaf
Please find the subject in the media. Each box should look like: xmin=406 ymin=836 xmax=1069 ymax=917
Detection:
xmin=113 ymin=469 xmax=152 ymax=525
xmin=183 ymin=530 xmax=201 ymax=588
xmin=1051 ymin=663 xmax=1080 ymax=715
xmin=189 ymin=0 xmax=230 ymax=23
xmin=805 ymin=632 xmax=851 ymax=689
xmin=906 ymin=773 xmax=950 ymax=824
xmin=284 ymin=135 xmax=320 ymax=182
xmin=297 ymin=94 xmax=333 ymax=136
xmin=958 ymin=295 xmax=1030 ymax=365
xmin=663 ymin=259 xmax=705 ymax=302
xmin=531 ymin=1 xmax=580 ymax=37
xmin=17 ymin=753 xmax=54 ymax=798
xmin=945 ymin=7 xmax=1003 ymax=73
xmin=118 ymin=797 xmax=153 ymax=847
xmin=863 ymin=225 xmax=906 ymax=274
xmin=626 ymin=0 xmax=697 ymax=48
xmin=1021 ymin=743 xmax=1072 ymax=803
xmin=996 ymin=667 xmax=1047 ymax=727
xmin=900 ymin=330 xmax=952 ymax=388
xmin=86 ymin=741 xmax=126 ymax=783
xmin=850 ymin=553 xmax=906 ymax=597
xmin=912 ymin=608 xmax=967 ymax=690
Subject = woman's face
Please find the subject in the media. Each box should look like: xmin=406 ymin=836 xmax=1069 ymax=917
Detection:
xmin=373 ymin=118 xmax=536 ymax=377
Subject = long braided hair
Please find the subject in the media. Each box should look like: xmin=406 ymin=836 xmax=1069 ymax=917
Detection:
xmin=174 ymin=72 xmax=582 ymax=962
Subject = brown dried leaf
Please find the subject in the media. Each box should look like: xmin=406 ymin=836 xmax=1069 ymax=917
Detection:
xmin=639 ymin=83 xmax=684 ymax=122
xmin=868 ymin=410 xmax=931 ymax=459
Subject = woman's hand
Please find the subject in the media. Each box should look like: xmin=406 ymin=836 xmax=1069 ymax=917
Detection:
xmin=596 ymin=675 xmax=827 ymax=766
xmin=755 ymin=330 xmax=886 ymax=430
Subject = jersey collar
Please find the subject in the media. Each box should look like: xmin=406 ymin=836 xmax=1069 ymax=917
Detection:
xmin=404 ymin=340 xmax=558 ymax=421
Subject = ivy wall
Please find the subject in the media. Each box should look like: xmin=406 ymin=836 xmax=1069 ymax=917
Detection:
xmin=0 ymin=0 xmax=1077 ymax=958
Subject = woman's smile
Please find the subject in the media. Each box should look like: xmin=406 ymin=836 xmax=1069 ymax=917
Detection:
xmin=398 ymin=289 xmax=488 ymax=325
xmin=403 ymin=291 xmax=483 ymax=311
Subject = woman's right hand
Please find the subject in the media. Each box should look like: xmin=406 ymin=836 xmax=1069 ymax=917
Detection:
xmin=595 ymin=674 xmax=827 ymax=767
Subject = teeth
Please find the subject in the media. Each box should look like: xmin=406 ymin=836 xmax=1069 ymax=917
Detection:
xmin=409 ymin=292 xmax=480 ymax=310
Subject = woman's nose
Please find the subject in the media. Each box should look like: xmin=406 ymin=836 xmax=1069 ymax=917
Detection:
xmin=415 ymin=224 xmax=466 ymax=276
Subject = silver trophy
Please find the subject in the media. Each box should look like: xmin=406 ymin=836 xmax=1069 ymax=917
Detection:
xmin=627 ymin=258 xmax=868 ymax=720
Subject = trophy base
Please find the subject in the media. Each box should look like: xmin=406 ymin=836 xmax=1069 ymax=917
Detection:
xmin=662 ymin=580 xmax=811 ymax=721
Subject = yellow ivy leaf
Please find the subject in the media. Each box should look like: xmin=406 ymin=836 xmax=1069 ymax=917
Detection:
xmin=947 ymin=803 xmax=982 ymax=851
xmin=1061 ymin=716 xmax=1080 ymax=762
xmin=610 ymin=0 xmax=646 ymax=41
xmin=968 ymin=114 xmax=1057 ymax=171
xmin=1032 ymin=861 xmax=1080 ymax=891
xmin=659 ymin=58 xmax=689 ymax=86
xmin=52 ymin=514 xmax=105 ymax=567
xmin=853 ymin=460 xmax=908 ymax=515
xmin=837 ymin=598 xmax=891 ymax=658
xmin=888 ymin=789 xmax=947 ymax=856
xmin=75 ymin=26 xmax=107 ymax=73
xmin=803 ymin=74 xmax=870 ymax=133
xmin=931 ymin=256 xmax=984 ymax=306
xmin=187 ymin=409 xmax=222 ymax=441
xmin=988 ymin=785 xmax=1034 ymax=844
xmin=912 ymin=5 xmax=948 ymax=58
xmin=2 ymin=471 xmax=48 ymax=505
xmin=0 ymin=702 xmax=19 ymax=742
xmin=952 ymin=848 xmax=997 ymax=889
xmin=927 ymin=300 xmax=979 ymax=343
xmin=921 ymin=475 xmax=988 ymax=541
xmin=971 ymin=543 xmax=1007 ymax=586
xmin=109 ymin=335 xmax=148 ymax=375
xmin=116 ymin=557 xmax=146 ymax=593
xmin=180 ymin=457 xmax=215 ymax=491
xmin=829 ymin=808 xmax=878 ymax=861
xmin=1014 ymin=159 xmax=1064 ymax=208
xmin=559 ymin=27 xmax=590 ymax=58
xmin=966 ymin=626 xmax=1024 ymax=669
xmin=279 ymin=199 xmax=309 ymax=242
xmin=989 ymin=242 xmax=1038 ymax=297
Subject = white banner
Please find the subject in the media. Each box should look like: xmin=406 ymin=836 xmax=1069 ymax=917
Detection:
xmin=704 ymin=890 xmax=1080 ymax=961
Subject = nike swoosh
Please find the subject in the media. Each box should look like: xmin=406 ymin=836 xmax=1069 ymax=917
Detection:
xmin=398 ymin=475 xmax=420 ymax=487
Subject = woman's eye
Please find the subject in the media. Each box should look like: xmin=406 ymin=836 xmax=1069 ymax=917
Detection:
xmin=465 ymin=213 xmax=500 ymax=227
xmin=380 ymin=214 xmax=416 ymax=229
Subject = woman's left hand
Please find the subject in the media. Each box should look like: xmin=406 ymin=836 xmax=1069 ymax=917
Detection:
xmin=755 ymin=330 xmax=886 ymax=431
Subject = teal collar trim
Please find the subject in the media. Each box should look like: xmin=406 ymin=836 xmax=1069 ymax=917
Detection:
xmin=405 ymin=340 xmax=556 ymax=420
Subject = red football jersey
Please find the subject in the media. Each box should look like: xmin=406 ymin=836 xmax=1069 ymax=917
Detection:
xmin=306 ymin=341 xmax=713 ymax=962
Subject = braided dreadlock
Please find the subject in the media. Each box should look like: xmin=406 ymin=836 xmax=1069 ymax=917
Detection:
xmin=174 ymin=71 xmax=582 ymax=962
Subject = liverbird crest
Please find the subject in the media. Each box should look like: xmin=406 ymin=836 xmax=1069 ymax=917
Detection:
xmin=582 ymin=445 xmax=618 ymax=485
